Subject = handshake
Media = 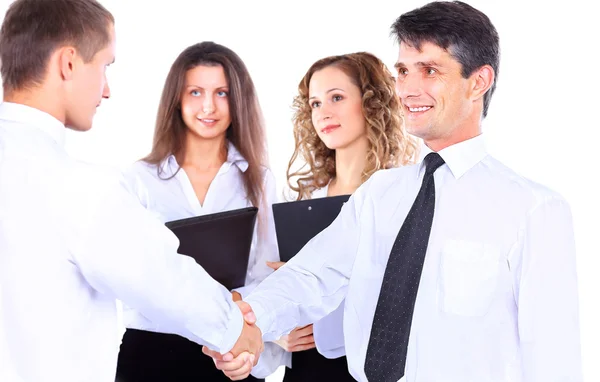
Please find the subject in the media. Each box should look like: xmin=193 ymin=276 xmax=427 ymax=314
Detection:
xmin=202 ymin=301 xmax=264 ymax=381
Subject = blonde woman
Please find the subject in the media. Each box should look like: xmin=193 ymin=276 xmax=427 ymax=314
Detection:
xmin=272 ymin=52 xmax=419 ymax=381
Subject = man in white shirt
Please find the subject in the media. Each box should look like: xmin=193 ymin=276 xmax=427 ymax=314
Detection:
xmin=0 ymin=1 xmax=262 ymax=381
xmin=209 ymin=1 xmax=583 ymax=381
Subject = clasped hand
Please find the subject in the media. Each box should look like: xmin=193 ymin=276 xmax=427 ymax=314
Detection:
xmin=202 ymin=300 xmax=263 ymax=381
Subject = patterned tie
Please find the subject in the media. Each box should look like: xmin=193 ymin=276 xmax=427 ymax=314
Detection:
xmin=364 ymin=152 xmax=445 ymax=382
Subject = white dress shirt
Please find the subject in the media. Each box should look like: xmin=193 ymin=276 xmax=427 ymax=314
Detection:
xmin=120 ymin=146 xmax=284 ymax=378
xmin=121 ymin=142 xmax=280 ymax=297
xmin=243 ymin=134 xmax=582 ymax=382
xmin=309 ymin=185 xmax=348 ymax=359
xmin=273 ymin=184 xmax=347 ymax=369
xmin=0 ymin=102 xmax=243 ymax=382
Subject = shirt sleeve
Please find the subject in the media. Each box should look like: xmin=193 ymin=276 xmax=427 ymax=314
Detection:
xmin=313 ymin=302 xmax=346 ymax=358
xmin=509 ymin=196 xmax=582 ymax=381
xmin=69 ymin=172 xmax=243 ymax=354
xmin=241 ymin=175 xmax=374 ymax=342
xmin=250 ymin=342 xmax=291 ymax=378
xmin=235 ymin=168 xmax=280 ymax=297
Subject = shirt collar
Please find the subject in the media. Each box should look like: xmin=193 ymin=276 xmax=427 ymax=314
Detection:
xmin=417 ymin=134 xmax=488 ymax=179
xmin=161 ymin=140 xmax=249 ymax=174
xmin=225 ymin=141 xmax=249 ymax=172
xmin=0 ymin=102 xmax=66 ymax=146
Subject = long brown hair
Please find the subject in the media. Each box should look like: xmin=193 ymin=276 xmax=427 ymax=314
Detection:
xmin=143 ymin=41 xmax=268 ymax=211
xmin=287 ymin=52 xmax=418 ymax=200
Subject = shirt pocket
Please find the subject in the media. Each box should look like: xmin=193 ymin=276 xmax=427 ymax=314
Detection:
xmin=439 ymin=239 xmax=501 ymax=317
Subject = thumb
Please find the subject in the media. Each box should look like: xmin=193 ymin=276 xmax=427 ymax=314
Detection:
xmin=236 ymin=301 xmax=256 ymax=324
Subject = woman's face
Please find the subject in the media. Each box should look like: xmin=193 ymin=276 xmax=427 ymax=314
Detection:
xmin=180 ymin=64 xmax=231 ymax=141
xmin=308 ymin=65 xmax=367 ymax=150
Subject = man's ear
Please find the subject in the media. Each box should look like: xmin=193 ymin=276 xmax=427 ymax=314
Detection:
xmin=57 ymin=47 xmax=78 ymax=81
xmin=469 ymin=64 xmax=495 ymax=102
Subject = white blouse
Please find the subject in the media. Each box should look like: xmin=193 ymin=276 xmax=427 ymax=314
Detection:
xmin=120 ymin=142 xmax=284 ymax=378
xmin=122 ymin=142 xmax=279 ymax=298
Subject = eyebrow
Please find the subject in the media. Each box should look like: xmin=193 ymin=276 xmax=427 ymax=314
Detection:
xmin=395 ymin=60 xmax=441 ymax=69
xmin=308 ymin=87 xmax=345 ymax=100
xmin=185 ymin=85 xmax=229 ymax=89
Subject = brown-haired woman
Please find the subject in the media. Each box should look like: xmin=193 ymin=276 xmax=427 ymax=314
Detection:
xmin=114 ymin=41 xmax=280 ymax=382
xmin=269 ymin=51 xmax=419 ymax=381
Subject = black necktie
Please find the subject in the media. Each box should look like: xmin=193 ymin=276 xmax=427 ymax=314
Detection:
xmin=364 ymin=152 xmax=445 ymax=382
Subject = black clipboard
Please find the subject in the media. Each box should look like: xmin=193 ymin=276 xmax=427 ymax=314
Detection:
xmin=272 ymin=195 xmax=350 ymax=262
xmin=165 ymin=206 xmax=257 ymax=290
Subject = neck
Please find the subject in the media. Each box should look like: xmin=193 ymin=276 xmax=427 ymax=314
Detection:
xmin=329 ymin=136 xmax=369 ymax=195
xmin=4 ymin=87 xmax=66 ymax=125
xmin=178 ymin=132 xmax=228 ymax=170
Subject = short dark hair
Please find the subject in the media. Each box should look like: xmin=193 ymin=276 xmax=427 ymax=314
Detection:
xmin=0 ymin=0 xmax=114 ymax=93
xmin=391 ymin=1 xmax=500 ymax=117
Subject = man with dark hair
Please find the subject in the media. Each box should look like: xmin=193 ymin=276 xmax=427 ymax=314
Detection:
xmin=0 ymin=1 xmax=262 ymax=381
xmin=212 ymin=1 xmax=582 ymax=381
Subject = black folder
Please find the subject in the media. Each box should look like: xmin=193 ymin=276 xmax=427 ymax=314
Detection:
xmin=272 ymin=195 xmax=350 ymax=262
xmin=165 ymin=206 xmax=258 ymax=290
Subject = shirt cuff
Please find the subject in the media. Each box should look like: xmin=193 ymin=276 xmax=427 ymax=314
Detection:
xmin=217 ymin=304 xmax=244 ymax=353
xmin=245 ymin=298 xmax=275 ymax=341
xmin=233 ymin=280 xmax=258 ymax=299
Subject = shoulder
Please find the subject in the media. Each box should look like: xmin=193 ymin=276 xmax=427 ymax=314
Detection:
xmin=365 ymin=164 xmax=419 ymax=192
xmin=483 ymin=155 xmax=569 ymax=209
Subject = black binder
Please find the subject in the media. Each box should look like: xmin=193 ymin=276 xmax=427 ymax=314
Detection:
xmin=115 ymin=207 xmax=261 ymax=382
xmin=272 ymin=195 xmax=350 ymax=262
xmin=165 ymin=206 xmax=258 ymax=290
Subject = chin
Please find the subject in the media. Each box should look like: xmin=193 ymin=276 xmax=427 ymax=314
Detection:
xmin=406 ymin=125 xmax=427 ymax=139
xmin=322 ymin=141 xmax=345 ymax=151
xmin=195 ymin=130 xmax=228 ymax=141
xmin=65 ymin=121 xmax=93 ymax=132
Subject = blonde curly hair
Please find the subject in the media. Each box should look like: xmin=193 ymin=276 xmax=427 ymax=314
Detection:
xmin=287 ymin=52 xmax=419 ymax=200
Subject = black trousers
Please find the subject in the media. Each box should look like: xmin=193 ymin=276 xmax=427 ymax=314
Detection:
xmin=116 ymin=329 xmax=264 ymax=382
xmin=282 ymin=348 xmax=356 ymax=382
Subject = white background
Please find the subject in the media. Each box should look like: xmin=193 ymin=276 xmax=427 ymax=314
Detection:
xmin=1 ymin=0 xmax=598 ymax=381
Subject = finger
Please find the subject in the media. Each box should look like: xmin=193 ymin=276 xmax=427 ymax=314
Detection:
xmin=227 ymin=369 xmax=251 ymax=381
xmin=236 ymin=301 xmax=256 ymax=324
xmin=289 ymin=325 xmax=313 ymax=339
xmin=289 ymin=334 xmax=315 ymax=347
xmin=226 ymin=363 xmax=252 ymax=381
xmin=289 ymin=342 xmax=317 ymax=352
xmin=215 ymin=353 xmax=250 ymax=372
xmin=231 ymin=291 xmax=242 ymax=302
xmin=223 ymin=356 xmax=253 ymax=380
xmin=266 ymin=261 xmax=285 ymax=270
xmin=202 ymin=346 xmax=224 ymax=361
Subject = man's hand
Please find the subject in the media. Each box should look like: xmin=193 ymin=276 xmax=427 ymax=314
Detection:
xmin=202 ymin=301 xmax=263 ymax=379
xmin=203 ymin=349 xmax=255 ymax=380
xmin=274 ymin=324 xmax=315 ymax=352
xmin=237 ymin=300 xmax=255 ymax=325
xmin=228 ymin=301 xmax=263 ymax=362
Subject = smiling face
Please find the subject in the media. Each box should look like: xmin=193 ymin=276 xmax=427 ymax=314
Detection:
xmin=394 ymin=41 xmax=483 ymax=150
xmin=308 ymin=65 xmax=367 ymax=151
xmin=179 ymin=64 xmax=231 ymax=141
